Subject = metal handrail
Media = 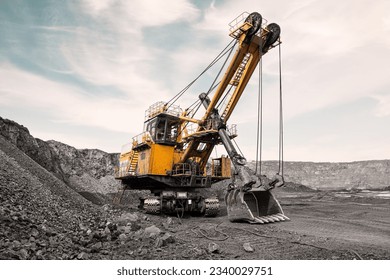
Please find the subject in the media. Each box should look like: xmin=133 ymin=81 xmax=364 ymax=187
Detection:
xmin=145 ymin=101 xmax=182 ymax=120
xmin=228 ymin=12 xmax=250 ymax=32
xmin=132 ymin=131 xmax=153 ymax=146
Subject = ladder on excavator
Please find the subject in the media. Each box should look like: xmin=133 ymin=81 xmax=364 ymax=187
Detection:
xmin=220 ymin=53 xmax=251 ymax=120
xmin=230 ymin=53 xmax=251 ymax=86
xmin=126 ymin=150 xmax=139 ymax=175
xmin=113 ymin=150 xmax=138 ymax=204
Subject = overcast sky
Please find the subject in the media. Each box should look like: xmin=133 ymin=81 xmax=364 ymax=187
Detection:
xmin=1 ymin=0 xmax=389 ymax=162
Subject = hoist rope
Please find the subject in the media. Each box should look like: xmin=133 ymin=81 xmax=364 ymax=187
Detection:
xmin=255 ymin=30 xmax=264 ymax=176
xmin=278 ymin=41 xmax=284 ymax=176
xmin=255 ymin=39 xmax=284 ymax=177
xmin=255 ymin=58 xmax=263 ymax=175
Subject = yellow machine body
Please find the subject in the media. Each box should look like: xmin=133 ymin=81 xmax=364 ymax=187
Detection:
xmin=115 ymin=12 xmax=287 ymax=222
xmin=118 ymin=141 xmax=231 ymax=179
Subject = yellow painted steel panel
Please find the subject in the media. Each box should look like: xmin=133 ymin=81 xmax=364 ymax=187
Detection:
xmin=137 ymin=149 xmax=151 ymax=175
xmin=173 ymin=149 xmax=184 ymax=165
xmin=149 ymin=144 xmax=175 ymax=175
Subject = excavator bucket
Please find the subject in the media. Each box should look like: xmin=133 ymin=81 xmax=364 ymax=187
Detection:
xmin=225 ymin=188 xmax=289 ymax=223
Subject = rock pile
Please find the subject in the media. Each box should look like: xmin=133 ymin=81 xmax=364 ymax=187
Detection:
xmin=0 ymin=117 xmax=120 ymax=204
xmin=0 ymin=117 xmax=184 ymax=260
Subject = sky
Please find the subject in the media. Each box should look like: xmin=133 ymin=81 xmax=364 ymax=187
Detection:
xmin=0 ymin=0 xmax=389 ymax=162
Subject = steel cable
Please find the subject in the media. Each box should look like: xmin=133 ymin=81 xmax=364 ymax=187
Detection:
xmin=255 ymin=54 xmax=263 ymax=175
xmin=278 ymin=41 xmax=284 ymax=176
xmin=166 ymin=39 xmax=236 ymax=108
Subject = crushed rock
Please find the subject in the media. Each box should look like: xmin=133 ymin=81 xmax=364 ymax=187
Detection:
xmin=243 ymin=242 xmax=254 ymax=252
xmin=144 ymin=225 xmax=161 ymax=238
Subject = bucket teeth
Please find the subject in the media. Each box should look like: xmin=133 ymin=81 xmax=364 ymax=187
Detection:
xmin=252 ymin=214 xmax=290 ymax=223
xmin=257 ymin=216 xmax=270 ymax=223
xmin=264 ymin=217 xmax=272 ymax=223
xmin=265 ymin=215 xmax=275 ymax=222
xmin=274 ymin=214 xmax=285 ymax=221
xmin=268 ymin=216 xmax=278 ymax=222
xmin=270 ymin=215 xmax=280 ymax=222
xmin=253 ymin=217 xmax=265 ymax=224
xmin=242 ymin=213 xmax=291 ymax=224
xmin=281 ymin=214 xmax=290 ymax=221
xmin=247 ymin=214 xmax=292 ymax=223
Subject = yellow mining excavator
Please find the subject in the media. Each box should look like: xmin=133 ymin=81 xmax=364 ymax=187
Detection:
xmin=115 ymin=12 xmax=288 ymax=223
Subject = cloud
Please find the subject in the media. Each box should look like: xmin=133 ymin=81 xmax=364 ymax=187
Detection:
xmin=81 ymin=0 xmax=114 ymax=15
xmin=81 ymin=0 xmax=199 ymax=27
xmin=59 ymin=27 xmax=160 ymax=93
xmin=196 ymin=0 xmax=390 ymax=120
xmin=0 ymin=0 xmax=202 ymax=148
xmin=1 ymin=0 xmax=390 ymax=160
xmin=0 ymin=63 xmax=145 ymax=134
xmin=58 ymin=0 xmax=202 ymax=98
xmin=372 ymin=94 xmax=390 ymax=117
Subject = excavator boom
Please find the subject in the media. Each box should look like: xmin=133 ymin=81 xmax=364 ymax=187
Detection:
xmin=181 ymin=12 xmax=288 ymax=223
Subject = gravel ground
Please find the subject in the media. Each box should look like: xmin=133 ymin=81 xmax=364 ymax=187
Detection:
xmin=1 ymin=133 xmax=389 ymax=260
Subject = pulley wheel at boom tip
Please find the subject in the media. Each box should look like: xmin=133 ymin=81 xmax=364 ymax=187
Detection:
xmin=245 ymin=12 xmax=262 ymax=37
xmin=262 ymin=23 xmax=281 ymax=52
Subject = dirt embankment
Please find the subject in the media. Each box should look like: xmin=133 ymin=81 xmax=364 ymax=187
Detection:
xmin=2 ymin=116 xmax=389 ymax=198
xmin=0 ymin=117 xmax=120 ymax=204
xmin=248 ymin=160 xmax=390 ymax=191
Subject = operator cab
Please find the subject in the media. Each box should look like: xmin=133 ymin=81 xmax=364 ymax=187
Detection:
xmin=144 ymin=102 xmax=181 ymax=145
xmin=145 ymin=114 xmax=179 ymax=145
